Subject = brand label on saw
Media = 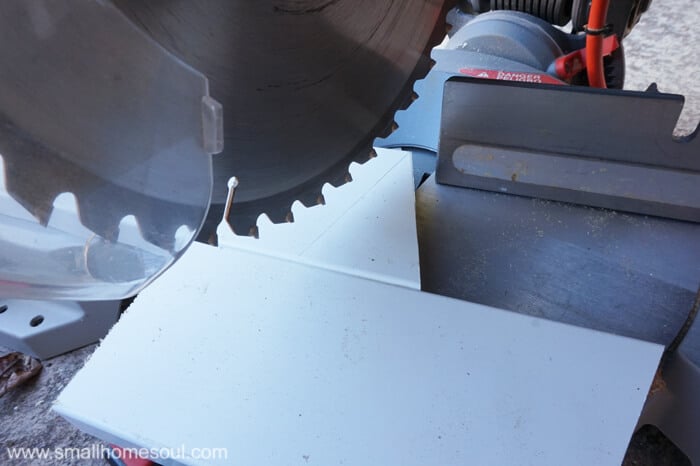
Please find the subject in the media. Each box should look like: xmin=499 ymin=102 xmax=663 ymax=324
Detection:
xmin=459 ymin=68 xmax=564 ymax=85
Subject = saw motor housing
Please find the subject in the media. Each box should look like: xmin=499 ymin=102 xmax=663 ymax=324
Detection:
xmin=460 ymin=0 xmax=651 ymax=36
xmin=444 ymin=0 xmax=648 ymax=89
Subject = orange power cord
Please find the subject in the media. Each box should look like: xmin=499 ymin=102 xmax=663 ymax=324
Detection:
xmin=585 ymin=0 xmax=610 ymax=88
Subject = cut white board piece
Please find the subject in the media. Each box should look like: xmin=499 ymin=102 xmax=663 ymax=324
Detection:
xmin=56 ymin=242 xmax=663 ymax=466
xmin=217 ymin=148 xmax=421 ymax=289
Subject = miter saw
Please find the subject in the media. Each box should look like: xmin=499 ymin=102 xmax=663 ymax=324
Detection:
xmin=1 ymin=0 xmax=699 ymax=461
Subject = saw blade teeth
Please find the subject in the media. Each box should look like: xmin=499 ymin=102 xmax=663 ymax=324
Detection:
xmin=199 ymin=0 xmax=453 ymax=238
xmin=316 ymin=194 xmax=326 ymax=205
xmin=1 ymin=116 xmax=203 ymax=252
xmin=2 ymin=151 xmax=194 ymax=253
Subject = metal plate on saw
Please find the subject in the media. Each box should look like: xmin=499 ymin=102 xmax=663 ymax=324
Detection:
xmin=417 ymin=174 xmax=700 ymax=362
xmin=113 ymin=0 xmax=451 ymax=238
xmin=436 ymin=77 xmax=700 ymax=222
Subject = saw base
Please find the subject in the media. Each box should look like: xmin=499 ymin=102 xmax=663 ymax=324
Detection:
xmin=0 ymin=300 xmax=120 ymax=359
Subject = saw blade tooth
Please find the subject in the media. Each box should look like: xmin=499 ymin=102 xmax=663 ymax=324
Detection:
xmin=350 ymin=148 xmax=377 ymax=165
xmin=75 ymin=195 xmax=121 ymax=243
xmin=0 ymin=138 xmax=60 ymax=227
xmin=131 ymin=211 xmax=178 ymax=253
xmin=223 ymin=209 xmax=259 ymax=237
xmin=3 ymin=175 xmax=55 ymax=227
xmin=397 ymin=88 xmax=418 ymax=111
xmin=296 ymin=189 xmax=326 ymax=208
xmin=376 ymin=120 xmax=398 ymax=139
xmin=263 ymin=205 xmax=295 ymax=224
xmin=248 ymin=225 xmax=260 ymax=239
xmin=325 ymin=169 xmax=353 ymax=188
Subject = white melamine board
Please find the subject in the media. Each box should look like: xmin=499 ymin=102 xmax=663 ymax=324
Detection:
xmin=56 ymin=242 xmax=662 ymax=466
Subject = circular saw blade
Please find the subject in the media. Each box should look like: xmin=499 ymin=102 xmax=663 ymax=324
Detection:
xmin=114 ymin=0 xmax=452 ymax=239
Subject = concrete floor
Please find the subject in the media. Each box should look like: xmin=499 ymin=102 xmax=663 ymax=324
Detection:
xmin=624 ymin=0 xmax=700 ymax=136
xmin=1 ymin=1 xmax=699 ymax=464
xmin=0 ymin=344 xmax=105 ymax=465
